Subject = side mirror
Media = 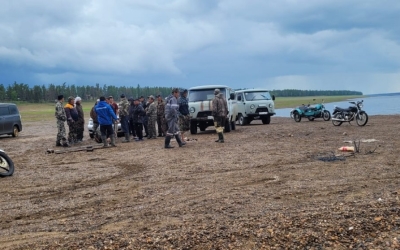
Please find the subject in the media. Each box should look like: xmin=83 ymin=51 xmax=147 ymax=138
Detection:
xmin=230 ymin=93 xmax=235 ymax=100
xmin=272 ymin=95 xmax=275 ymax=101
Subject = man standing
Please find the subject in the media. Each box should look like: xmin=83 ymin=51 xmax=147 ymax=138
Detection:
xmin=95 ymin=96 xmax=118 ymax=147
xmin=156 ymin=95 xmax=165 ymax=137
xmin=164 ymin=88 xmax=185 ymax=148
xmin=212 ymin=89 xmax=228 ymax=143
xmin=90 ymin=99 xmax=100 ymax=139
xmin=55 ymin=95 xmax=69 ymax=147
xmin=140 ymin=96 xmax=149 ymax=137
xmin=74 ymin=96 xmax=85 ymax=142
xmin=107 ymin=96 xmax=119 ymax=137
xmin=132 ymin=98 xmax=145 ymax=141
xmin=178 ymin=89 xmax=190 ymax=144
xmin=128 ymin=97 xmax=137 ymax=139
xmin=119 ymin=94 xmax=130 ymax=143
xmin=64 ymin=96 xmax=79 ymax=144
xmin=146 ymin=95 xmax=157 ymax=139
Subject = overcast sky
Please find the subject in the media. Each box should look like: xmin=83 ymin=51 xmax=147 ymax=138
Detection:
xmin=1 ymin=0 xmax=400 ymax=95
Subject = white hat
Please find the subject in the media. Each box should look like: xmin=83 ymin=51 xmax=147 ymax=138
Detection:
xmin=74 ymin=96 xmax=82 ymax=104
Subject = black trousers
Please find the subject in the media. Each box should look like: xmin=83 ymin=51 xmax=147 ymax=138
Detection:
xmin=134 ymin=123 xmax=143 ymax=139
xmin=100 ymin=124 xmax=114 ymax=137
xmin=129 ymin=119 xmax=136 ymax=136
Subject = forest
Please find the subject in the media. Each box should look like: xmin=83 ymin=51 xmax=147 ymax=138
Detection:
xmin=0 ymin=82 xmax=363 ymax=103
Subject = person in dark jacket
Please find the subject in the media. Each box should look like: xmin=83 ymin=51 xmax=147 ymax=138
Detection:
xmin=128 ymin=97 xmax=136 ymax=139
xmin=139 ymin=96 xmax=148 ymax=137
xmin=64 ymin=96 xmax=79 ymax=144
xmin=178 ymin=89 xmax=190 ymax=143
xmin=95 ymin=96 xmax=119 ymax=147
xmin=164 ymin=88 xmax=185 ymax=148
xmin=74 ymin=96 xmax=85 ymax=141
xmin=132 ymin=98 xmax=145 ymax=141
xmin=90 ymin=99 xmax=100 ymax=139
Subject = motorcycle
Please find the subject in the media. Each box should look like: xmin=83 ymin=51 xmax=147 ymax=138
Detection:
xmin=331 ymin=100 xmax=368 ymax=126
xmin=290 ymin=100 xmax=331 ymax=122
xmin=0 ymin=149 xmax=14 ymax=177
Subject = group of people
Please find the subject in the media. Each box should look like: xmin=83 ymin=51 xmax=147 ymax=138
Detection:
xmin=55 ymin=95 xmax=85 ymax=147
xmin=55 ymin=88 xmax=228 ymax=148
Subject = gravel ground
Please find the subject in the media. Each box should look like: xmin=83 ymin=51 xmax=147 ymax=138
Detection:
xmin=0 ymin=115 xmax=399 ymax=249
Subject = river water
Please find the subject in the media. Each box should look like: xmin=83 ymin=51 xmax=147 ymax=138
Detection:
xmin=275 ymin=95 xmax=400 ymax=117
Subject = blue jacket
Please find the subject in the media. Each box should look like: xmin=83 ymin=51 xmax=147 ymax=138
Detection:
xmin=95 ymin=101 xmax=118 ymax=125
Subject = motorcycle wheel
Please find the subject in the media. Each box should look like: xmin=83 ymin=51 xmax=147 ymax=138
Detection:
xmin=0 ymin=151 xmax=14 ymax=177
xmin=332 ymin=113 xmax=343 ymax=126
xmin=356 ymin=111 xmax=368 ymax=126
xmin=293 ymin=112 xmax=301 ymax=122
xmin=323 ymin=110 xmax=331 ymax=121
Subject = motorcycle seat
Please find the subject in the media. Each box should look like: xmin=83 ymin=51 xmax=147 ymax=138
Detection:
xmin=335 ymin=107 xmax=352 ymax=112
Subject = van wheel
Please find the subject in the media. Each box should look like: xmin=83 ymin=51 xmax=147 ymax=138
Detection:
xmin=262 ymin=116 xmax=271 ymax=124
xmin=224 ymin=120 xmax=231 ymax=133
xmin=12 ymin=126 xmax=19 ymax=137
xmin=238 ymin=115 xmax=247 ymax=126
xmin=190 ymin=122 xmax=197 ymax=134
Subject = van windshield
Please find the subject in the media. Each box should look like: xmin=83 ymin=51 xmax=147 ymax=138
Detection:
xmin=189 ymin=89 xmax=226 ymax=102
xmin=244 ymin=91 xmax=272 ymax=101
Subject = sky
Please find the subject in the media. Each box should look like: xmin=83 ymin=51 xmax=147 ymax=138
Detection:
xmin=1 ymin=0 xmax=400 ymax=95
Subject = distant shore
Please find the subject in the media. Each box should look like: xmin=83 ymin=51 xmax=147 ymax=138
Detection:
xmin=275 ymin=95 xmax=365 ymax=109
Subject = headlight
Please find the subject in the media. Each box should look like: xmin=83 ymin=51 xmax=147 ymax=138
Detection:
xmin=269 ymin=103 xmax=273 ymax=108
xmin=190 ymin=107 xmax=195 ymax=113
xmin=250 ymin=104 xmax=255 ymax=109
xmin=359 ymin=104 xmax=363 ymax=108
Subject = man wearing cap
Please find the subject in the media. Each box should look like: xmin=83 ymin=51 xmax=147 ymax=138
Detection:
xmin=95 ymin=96 xmax=119 ymax=147
xmin=132 ymin=98 xmax=145 ymax=141
xmin=164 ymin=88 xmax=185 ymax=148
xmin=156 ymin=95 xmax=165 ymax=137
xmin=119 ymin=94 xmax=130 ymax=142
xmin=212 ymin=89 xmax=228 ymax=143
xmin=107 ymin=96 xmax=119 ymax=136
xmin=146 ymin=95 xmax=157 ymax=139
xmin=55 ymin=95 xmax=69 ymax=147
xmin=74 ymin=96 xmax=85 ymax=142
xmin=178 ymin=89 xmax=190 ymax=143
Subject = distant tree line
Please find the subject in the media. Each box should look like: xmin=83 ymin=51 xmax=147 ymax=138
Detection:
xmin=269 ymin=89 xmax=363 ymax=97
xmin=0 ymin=82 xmax=177 ymax=103
xmin=0 ymin=82 xmax=363 ymax=103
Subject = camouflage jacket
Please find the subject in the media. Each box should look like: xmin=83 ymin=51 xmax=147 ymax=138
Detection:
xmin=119 ymin=97 xmax=130 ymax=117
xmin=157 ymin=100 xmax=165 ymax=116
xmin=55 ymin=101 xmax=67 ymax=121
xmin=146 ymin=102 xmax=157 ymax=118
xmin=212 ymin=93 xmax=228 ymax=117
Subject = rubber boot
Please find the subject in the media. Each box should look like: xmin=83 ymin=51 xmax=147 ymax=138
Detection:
xmin=102 ymin=136 xmax=109 ymax=147
xmin=175 ymin=134 xmax=185 ymax=147
xmin=164 ymin=136 xmax=174 ymax=148
xmin=219 ymin=133 xmax=224 ymax=143
xmin=122 ymin=133 xmax=130 ymax=143
xmin=215 ymin=133 xmax=221 ymax=142
xmin=56 ymin=141 xmax=62 ymax=147
xmin=110 ymin=135 xmax=117 ymax=147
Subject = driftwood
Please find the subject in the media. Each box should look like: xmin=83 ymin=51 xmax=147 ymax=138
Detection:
xmin=46 ymin=145 xmax=105 ymax=154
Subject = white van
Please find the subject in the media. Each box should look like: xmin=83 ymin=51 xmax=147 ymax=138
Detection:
xmin=188 ymin=85 xmax=236 ymax=134
xmin=233 ymin=89 xmax=275 ymax=125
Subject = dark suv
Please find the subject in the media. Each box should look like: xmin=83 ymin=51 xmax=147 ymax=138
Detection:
xmin=0 ymin=103 xmax=22 ymax=137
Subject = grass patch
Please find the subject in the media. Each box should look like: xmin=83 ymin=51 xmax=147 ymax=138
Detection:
xmin=274 ymin=95 xmax=365 ymax=109
xmin=17 ymin=101 xmax=94 ymax=122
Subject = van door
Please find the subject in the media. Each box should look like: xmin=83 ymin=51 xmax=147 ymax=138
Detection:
xmin=0 ymin=107 xmax=9 ymax=134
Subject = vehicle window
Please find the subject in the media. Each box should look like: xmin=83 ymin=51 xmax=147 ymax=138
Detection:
xmin=0 ymin=107 xmax=9 ymax=116
xmin=189 ymin=89 xmax=226 ymax=102
xmin=244 ymin=91 xmax=272 ymax=101
xmin=237 ymin=94 xmax=243 ymax=102
xmin=9 ymin=105 xmax=19 ymax=115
